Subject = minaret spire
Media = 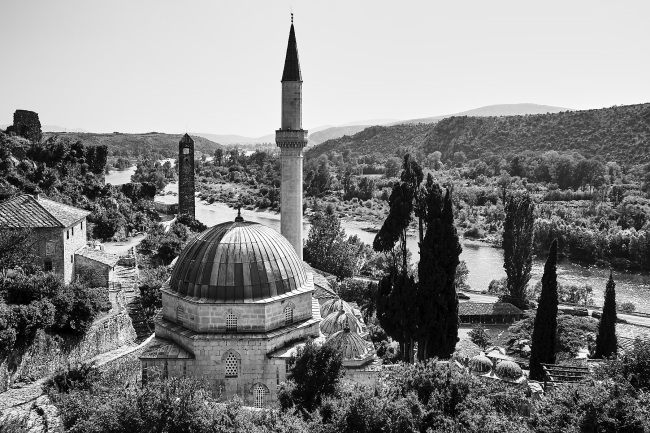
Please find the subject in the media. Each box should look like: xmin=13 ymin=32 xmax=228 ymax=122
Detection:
xmin=276 ymin=18 xmax=308 ymax=259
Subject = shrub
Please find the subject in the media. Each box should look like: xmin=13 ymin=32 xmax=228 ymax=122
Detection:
xmin=618 ymin=302 xmax=636 ymax=314
xmin=463 ymin=226 xmax=485 ymax=238
xmin=468 ymin=324 xmax=492 ymax=349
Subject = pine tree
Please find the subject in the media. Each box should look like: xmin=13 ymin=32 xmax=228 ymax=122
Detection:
xmin=502 ymin=193 xmax=535 ymax=310
xmin=416 ymin=189 xmax=461 ymax=360
xmin=529 ymin=239 xmax=559 ymax=381
xmin=594 ymin=272 xmax=618 ymax=358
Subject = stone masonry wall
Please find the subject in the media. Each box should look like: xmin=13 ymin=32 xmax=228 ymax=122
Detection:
xmin=162 ymin=291 xmax=312 ymax=333
xmin=6 ymin=110 xmax=42 ymax=143
xmin=178 ymin=137 xmax=195 ymax=218
xmin=0 ymin=311 xmax=136 ymax=392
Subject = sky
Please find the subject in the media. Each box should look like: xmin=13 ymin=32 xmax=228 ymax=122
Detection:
xmin=1 ymin=0 xmax=649 ymax=137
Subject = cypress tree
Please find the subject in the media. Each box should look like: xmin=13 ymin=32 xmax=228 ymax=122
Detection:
xmin=594 ymin=272 xmax=618 ymax=358
xmin=529 ymin=239 xmax=559 ymax=381
xmin=502 ymin=193 xmax=535 ymax=310
xmin=417 ymin=188 xmax=461 ymax=360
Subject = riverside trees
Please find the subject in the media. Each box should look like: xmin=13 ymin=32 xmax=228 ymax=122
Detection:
xmin=502 ymin=193 xmax=535 ymax=309
xmin=594 ymin=272 xmax=618 ymax=358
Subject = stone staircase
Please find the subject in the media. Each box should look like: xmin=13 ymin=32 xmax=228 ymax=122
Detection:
xmin=114 ymin=266 xmax=151 ymax=343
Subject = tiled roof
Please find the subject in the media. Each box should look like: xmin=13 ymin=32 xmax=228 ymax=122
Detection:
xmin=303 ymin=262 xmax=338 ymax=300
xmin=458 ymin=302 xmax=523 ymax=316
xmin=281 ymin=24 xmax=302 ymax=82
xmin=140 ymin=337 xmax=194 ymax=360
xmin=169 ymin=221 xmax=308 ymax=303
xmin=0 ymin=194 xmax=89 ymax=228
xmin=75 ymin=247 xmax=120 ymax=267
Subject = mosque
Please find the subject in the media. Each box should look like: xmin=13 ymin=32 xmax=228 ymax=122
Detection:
xmin=140 ymin=18 xmax=379 ymax=408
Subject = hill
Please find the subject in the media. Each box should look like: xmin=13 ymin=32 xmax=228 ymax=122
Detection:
xmin=306 ymin=103 xmax=650 ymax=165
xmin=391 ymin=103 xmax=571 ymax=126
xmin=42 ymin=132 xmax=222 ymax=159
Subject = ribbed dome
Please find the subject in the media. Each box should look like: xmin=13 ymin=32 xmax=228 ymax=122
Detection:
xmin=469 ymin=355 xmax=493 ymax=373
xmin=320 ymin=308 xmax=362 ymax=336
xmin=320 ymin=298 xmax=353 ymax=318
xmin=168 ymin=221 xmax=307 ymax=302
xmin=495 ymin=360 xmax=523 ymax=379
xmin=325 ymin=328 xmax=372 ymax=360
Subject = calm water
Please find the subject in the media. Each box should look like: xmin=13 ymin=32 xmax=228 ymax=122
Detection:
xmin=105 ymin=166 xmax=137 ymax=185
xmin=105 ymin=174 xmax=650 ymax=313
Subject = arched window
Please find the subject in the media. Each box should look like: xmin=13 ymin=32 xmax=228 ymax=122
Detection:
xmin=226 ymin=311 xmax=237 ymax=331
xmin=284 ymin=303 xmax=294 ymax=326
xmin=224 ymin=350 xmax=240 ymax=378
xmin=253 ymin=383 xmax=268 ymax=408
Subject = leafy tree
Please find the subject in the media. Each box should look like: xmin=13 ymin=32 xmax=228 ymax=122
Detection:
xmin=468 ymin=325 xmax=492 ymax=349
xmin=0 ymin=226 xmax=38 ymax=274
xmin=529 ymin=239 xmax=559 ymax=381
xmin=304 ymin=207 xmax=355 ymax=280
xmin=454 ymin=260 xmax=470 ymax=291
xmin=596 ymin=338 xmax=650 ymax=391
xmin=384 ymin=156 xmax=402 ymax=178
xmin=593 ymin=272 xmax=617 ymax=358
xmin=502 ymin=193 xmax=535 ymax=309
xmin=280 ymin=339 xmax=344 ymax=413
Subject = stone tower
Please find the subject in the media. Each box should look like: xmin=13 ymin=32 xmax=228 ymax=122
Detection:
xmin=178 ymin=133 xmax=195 ymax=218
xmin=276 ymin=16 xmax=308 ymax=260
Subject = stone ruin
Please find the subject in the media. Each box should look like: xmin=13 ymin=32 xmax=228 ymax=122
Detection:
xmin=6 ymin=109 xmax=42 ymax=143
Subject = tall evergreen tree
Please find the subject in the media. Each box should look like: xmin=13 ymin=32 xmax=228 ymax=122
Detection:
xmin=373 ymin=155 xmax=422 ymax=363
xmin=416 ymin=189 xmax=461 ymax=360
xmin=594 ymin=272 xmax=618 ymax=358
xmin=529 ymin=239 xmax=559 ymax=381
xmin=502 ymin=193 xmax=535 ymax=310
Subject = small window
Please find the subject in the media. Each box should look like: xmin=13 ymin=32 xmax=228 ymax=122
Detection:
xmin=284 ymin=305 xmax=294 ymax=325
xmin=225 ymin=352 xmax=238 ymax=378
xmin=183 ymin=147 xmax=190 ymax=155
xmin=70 ymin=255 xmax=73 ymax=263
xmin=66 ymin=230 xmax=69 ymax=240
xmin=226 ymin=312 xmax=237 ymax=331
xmin=81 ymin=221 xmax=83 ymax=230
xmin=44 ymin=259 xmax=52 ymax=272
xmin=253 ymin=384 xmax=268 ymax=408
xmin=72 ymin=227 xmax=74 ymax=236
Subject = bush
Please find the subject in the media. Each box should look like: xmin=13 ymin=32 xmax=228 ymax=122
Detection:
xmin=618 ymin=302 xmax=636 ymax=314
xmin=468 ymin=324 xmax=492 ymax=349
xmin=463 ymin=226 xmax=485 ymax=238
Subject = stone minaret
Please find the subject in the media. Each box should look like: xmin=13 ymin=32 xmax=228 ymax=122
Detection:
xmin=276 ymin=16 xmax=308 ymax=260
xmin=178 ymin=133 xmax=195 ymax=218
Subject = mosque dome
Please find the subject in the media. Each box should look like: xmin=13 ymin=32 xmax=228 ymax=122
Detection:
xmin=320 ymin=307 xmax=362 ymax=336
xmin=495 ymin=360 xmax=523 ymax=379
xmin=325 ymin=326 xmax=372 ymax=361
xmin=320 ymin=298 xmax=354 ymax=318
xmin=469 ymin=354 xmax=493 ymax=373
xmin=168 ymin=219 xmax=307 ymax=302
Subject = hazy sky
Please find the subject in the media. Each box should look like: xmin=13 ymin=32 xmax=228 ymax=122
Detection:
xmin=1 ymin=0 xmax=648 ymax=137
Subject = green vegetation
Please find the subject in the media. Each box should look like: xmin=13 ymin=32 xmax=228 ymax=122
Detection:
xmin=46 ymin=349 xmax=650 ymax=432
xmin=502 ymin=194 xmax=535 ymax=309
xmin=529 ymin=240 xmax=559 ymax=381
xmin=304 ymin=206 xmax=357 ymax=280
xmin=0 ymin=272 xmax=111 ymax=353
xmin=593 ymin=272 xmax=618 ymax=358
xmin=43 ymin=131 xmax=222 ymax=161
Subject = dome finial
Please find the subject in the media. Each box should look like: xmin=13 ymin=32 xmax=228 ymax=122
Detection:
xmin=291 ymin=12 xmax=293 ymax=24
xmin=235 ymin=205 xmax=244 ymax=222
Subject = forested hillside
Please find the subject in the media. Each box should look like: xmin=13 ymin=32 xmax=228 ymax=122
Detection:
xmin=42 ymin=132 xmax=222 ymax=160
xmin=307 ymin=103 xmax=650 ymax=165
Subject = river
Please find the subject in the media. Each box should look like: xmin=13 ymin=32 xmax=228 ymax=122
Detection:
xmin=105 ymin=169 xmax=650 ymax=313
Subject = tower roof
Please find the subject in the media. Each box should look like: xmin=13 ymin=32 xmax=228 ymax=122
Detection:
xmin=281 ymin=23 xmax=302 ymax=82
xmin=180 ymin=133 xmax=194 ymax=144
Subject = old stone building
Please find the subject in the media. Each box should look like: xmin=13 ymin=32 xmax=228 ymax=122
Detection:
xmin=140 ymin=19 xmax=379 ymax=407
xmin=178 ymin=133 xmax=195 ymax=218
xmin=0 ymin=193 xmax=119 ymax=286
xmin=5 ymin=109 xmax=42 ymax=143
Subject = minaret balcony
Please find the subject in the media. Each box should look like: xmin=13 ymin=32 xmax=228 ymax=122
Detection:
xmin=275 ymin=129 xmax=308 ymax=148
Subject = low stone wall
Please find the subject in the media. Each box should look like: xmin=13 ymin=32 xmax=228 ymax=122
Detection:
xmin=0 ymin=312 xmax=136 ymax=392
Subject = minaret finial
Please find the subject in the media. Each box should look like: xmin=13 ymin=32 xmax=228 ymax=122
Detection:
xmin=235 ymin=205 xmax=244 ymax=222
xmin=291 ymin=12 xmax=293 ymax=24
